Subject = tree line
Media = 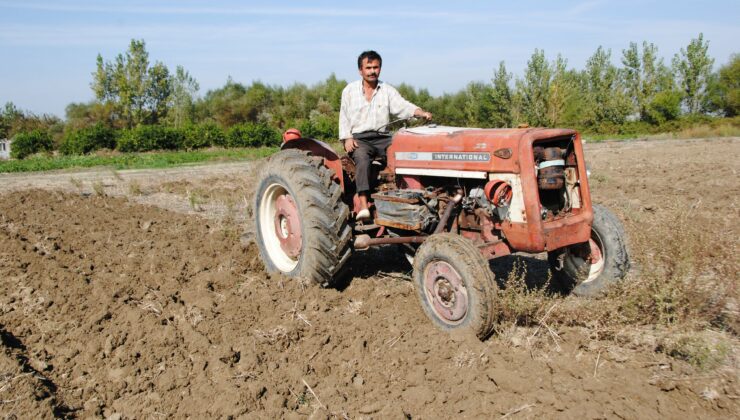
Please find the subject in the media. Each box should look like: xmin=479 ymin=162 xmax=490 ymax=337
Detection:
xmin=2 ymin=35 xmax=738 ymax=159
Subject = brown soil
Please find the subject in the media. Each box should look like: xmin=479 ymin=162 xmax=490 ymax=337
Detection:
xmin=0 ymin=138 xmax=738 ymax=419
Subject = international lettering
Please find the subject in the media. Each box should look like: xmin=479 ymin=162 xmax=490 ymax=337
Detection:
xmin=432 ymin=153 xmax=490 ymax=162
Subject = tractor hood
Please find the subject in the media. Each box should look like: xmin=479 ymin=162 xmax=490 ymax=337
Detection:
xmin=387 ymin=126 xmax=578 ymax=177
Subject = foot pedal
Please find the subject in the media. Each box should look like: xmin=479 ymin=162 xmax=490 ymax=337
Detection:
xmin=354 ymin=223 xmax=379 ymax=232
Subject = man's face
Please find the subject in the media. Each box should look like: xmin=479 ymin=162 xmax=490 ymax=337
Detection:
xmin=359 ymin=58 xmax=381 ymax=85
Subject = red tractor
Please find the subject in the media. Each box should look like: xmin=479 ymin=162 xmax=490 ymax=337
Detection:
xmin=253 ymin=122 xmax=630 ymax=338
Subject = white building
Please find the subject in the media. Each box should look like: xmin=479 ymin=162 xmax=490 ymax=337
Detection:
xmin=0 ymin=139 xmax=10 ymax=160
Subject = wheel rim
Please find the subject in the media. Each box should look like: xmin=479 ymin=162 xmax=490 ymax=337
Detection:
xmin=259 ymin=183 xmax=301 ymax=272
xmin=581 ymin=230 xmax=605 ymax=283
xmin=423 ymin=260 xmax=468 ymax=325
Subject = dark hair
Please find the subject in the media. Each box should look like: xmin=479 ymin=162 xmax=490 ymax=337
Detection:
xmin=357 ymin=50 xmax=382 ymax=69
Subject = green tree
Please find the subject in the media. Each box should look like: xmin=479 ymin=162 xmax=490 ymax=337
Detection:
xmin=92 ymin=39 xmax=183 ymax=127
xmin=167 ymin=66 xmax=200 ymax=128
xmin=463 ymin=81 xmax=495 ymax=127
xmin=490 ymin=62 xmax=513 ymax=128
xmin=146 ymin=62 xmax=171 ymax=124
xmin=65 ymin=101 xmax=118 ymax=130
xmin=547 ymin=55 xmax=577 ymax=126
xmin=714 ymin=54 xmax=740 ymax=116
xmin=0 ymin=102 xmax=21 ymax=138
xmin=622 ymin=41 xmax=675 ymax=121
xmin=197 ymin=78 xmax=250 ymax=126
xmin=1 ymin=102 xmax=62 ymax=142
xmin=622 ymin=42 xmax=642 ymax=115
xmin=672 ymin=33 xmax=715 ymax=114
xmin=583 ymin=46 xmax=631 ymax=129
xmin=516 ymin=49 xmax=552 ymax=127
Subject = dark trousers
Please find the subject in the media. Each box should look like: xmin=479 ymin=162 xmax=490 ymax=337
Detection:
xmin=351 ymin=135 xmax=393 ymax=193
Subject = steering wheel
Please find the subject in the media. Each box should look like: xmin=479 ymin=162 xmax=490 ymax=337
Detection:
xmin=376 ymin=116 xmax=431 ymax=133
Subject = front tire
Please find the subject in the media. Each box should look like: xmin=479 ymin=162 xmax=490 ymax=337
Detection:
xmin=254 ymin=149 xmax=352 ymax=287
xmin=548 ymin=204 xmax=630 ymax=297
xmin=413 ymin=233 xmax=498 ymax=339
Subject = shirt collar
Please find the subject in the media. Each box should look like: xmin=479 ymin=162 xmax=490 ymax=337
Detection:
xmin=359 ymin=80 xmax=383 ymax=93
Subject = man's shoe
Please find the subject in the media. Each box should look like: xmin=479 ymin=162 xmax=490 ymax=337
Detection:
xmin=356 ymin=208 xmax=371 ymax=221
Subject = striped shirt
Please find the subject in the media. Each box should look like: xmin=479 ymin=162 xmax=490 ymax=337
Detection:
xmin=338 ymin=80 xmax=419 ymax=140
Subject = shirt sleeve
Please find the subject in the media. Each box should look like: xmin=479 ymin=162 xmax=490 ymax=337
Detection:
xmin=387 ymin=85 xmax=419 ymax=119
xmin=338 ymin=87 xmax=352 ymax=140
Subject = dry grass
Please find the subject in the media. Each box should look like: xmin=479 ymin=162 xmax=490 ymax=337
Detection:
xmin=492 ymin=204 xmax=738 ymax=369
xmin=648 ymin=123 xmax=740 ymax=140
xmin=187 ymin=189 xmax=206 ymax=211
xmin=128 ymin=180 xmax=143 ymax=196
xmin=92 ymin=181 xmax=105 ymax=196
xmin=69 ymin=177 xmax=83 ymax=194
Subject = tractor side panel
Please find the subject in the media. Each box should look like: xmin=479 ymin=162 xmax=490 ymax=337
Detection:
xmin=388 ymin=129 xmax=523 ymax=174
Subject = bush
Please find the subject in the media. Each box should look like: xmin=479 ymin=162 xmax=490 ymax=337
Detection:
xmin=298 ymin=113 xmax=339 ymax=141
xmin=645 ymin=91 xmax=682 ymax=124
xmin=183 ymin=122 xmax=226 ymax=149
xmin=227 ymin=122 xmax=280 ymax=148
xmin=116 ymin=125 xmax=185 ymax=152
xmin=10 ymin=130 xmax=53 ymax=159
xmin=59 ymin=123 xmax=117 ymax=155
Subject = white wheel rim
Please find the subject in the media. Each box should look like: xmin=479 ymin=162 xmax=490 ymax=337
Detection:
xmin=582 ymin=233 xmax=605 ymax=283
xmin=259 ymin=183 xmax=299 ymax=272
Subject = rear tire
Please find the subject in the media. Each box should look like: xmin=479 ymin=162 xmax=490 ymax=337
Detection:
xmin=548 ymin=204 xmax=630 ymax=297
xmin=254 ymin=149 xmax=352 ymax=287
xmin=413 ymin=233 xmax=498 ymax=339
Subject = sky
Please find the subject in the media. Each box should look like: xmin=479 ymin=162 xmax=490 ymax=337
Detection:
xmin=1 ymin=0 xmax=738 ymax=118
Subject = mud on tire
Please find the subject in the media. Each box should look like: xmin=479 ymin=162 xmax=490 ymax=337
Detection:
xmin=254 ymin=149 xmax=352 ymax=287
xmin=548 ymin=204 xmax=630 ymax=297
xmin=412 ymin=233 xmax=498 ymax=339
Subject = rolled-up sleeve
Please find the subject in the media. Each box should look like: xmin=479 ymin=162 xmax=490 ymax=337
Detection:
xmin=387 ymin=85 xmax=418 ymax=119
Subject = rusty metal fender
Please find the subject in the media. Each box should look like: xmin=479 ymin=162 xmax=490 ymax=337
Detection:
xmin=281 ymin=138 xmax=345 ymax=191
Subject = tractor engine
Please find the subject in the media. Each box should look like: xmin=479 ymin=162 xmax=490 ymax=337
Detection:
xmin=533 ymin=137 xmax=582 ymax=219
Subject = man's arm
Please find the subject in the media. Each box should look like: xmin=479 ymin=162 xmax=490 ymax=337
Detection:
xmin=338 ymin=87 xmax=359 ymax=153
xmin=338 ymin=88 xmax=352 ymax=141
xmin=387 ymin=85 xmax=432 ymax=121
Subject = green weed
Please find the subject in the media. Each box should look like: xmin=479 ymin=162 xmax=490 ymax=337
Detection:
xmin=0 ymin=147 xmax=278 ymax=174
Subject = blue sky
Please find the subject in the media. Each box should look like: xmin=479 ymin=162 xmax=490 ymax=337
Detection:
xmin=1 ymin=0 xmax=738 ymax=118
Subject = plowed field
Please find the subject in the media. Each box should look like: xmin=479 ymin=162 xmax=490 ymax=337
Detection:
xmin=1 ymin=138 xmax=738 ymax=419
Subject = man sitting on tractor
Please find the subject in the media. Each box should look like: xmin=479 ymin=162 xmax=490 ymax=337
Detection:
xmin=339 ymin=50 xmax=432 ymax=220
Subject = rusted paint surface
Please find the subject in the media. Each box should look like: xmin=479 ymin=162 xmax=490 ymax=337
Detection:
xmin=398 ymin=175 xmax=423 ymax=189
xmin=493 ymin=148 xmax=512 ymax=159
xmin=374 ymin=218 xmax=423 ymax=231
xmin=477 ymin=240 xmax=512 ymax=259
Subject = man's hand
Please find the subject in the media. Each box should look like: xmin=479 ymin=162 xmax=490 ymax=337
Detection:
xmin=343 ymin=138 xmax=358 ymax=153
xmin=414 ymin=108 xmax=433 ymax=121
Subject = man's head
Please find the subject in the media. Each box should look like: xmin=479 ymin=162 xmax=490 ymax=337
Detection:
xmin=357 ymin=50 xmax=382 ymax=86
